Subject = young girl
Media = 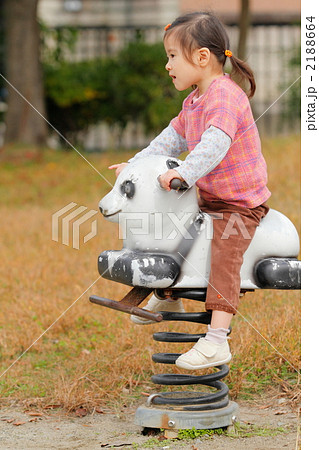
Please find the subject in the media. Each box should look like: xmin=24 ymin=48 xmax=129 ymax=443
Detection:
xmin=109 ymin=11 xmax=270 ymax=371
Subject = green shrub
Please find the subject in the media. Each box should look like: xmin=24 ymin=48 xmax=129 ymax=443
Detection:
xmin=44 ymin=58 xmax=114 ymax=143
xmin=44 ymin=41 xmax=187 ymax=147
xmin=40 ymin=22 xmax=78 ymax=65
xmin=111 ymin=41 xmax=187 ymax=132
xmin=281 ymin=45 xmax=301 ymax=121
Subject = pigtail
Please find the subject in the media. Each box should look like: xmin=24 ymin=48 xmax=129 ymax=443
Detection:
xmin=228 ymin=54 xmax=256 ymax=99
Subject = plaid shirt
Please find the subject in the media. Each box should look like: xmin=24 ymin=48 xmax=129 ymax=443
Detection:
xmin=171 ymin=75 xmax=271 ymax=208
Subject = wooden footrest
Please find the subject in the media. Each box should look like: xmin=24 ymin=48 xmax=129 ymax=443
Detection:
xmin=89 ymin=286 xmax=163 ymax=322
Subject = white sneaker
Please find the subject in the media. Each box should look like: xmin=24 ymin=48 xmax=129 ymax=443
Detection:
xmin=130 ymin=294 xmax=185 ymax=325
xmin=175 ymin=338 xmax=232 ymax=370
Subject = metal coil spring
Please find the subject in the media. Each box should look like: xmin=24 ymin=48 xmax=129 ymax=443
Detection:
xmin=149 ymin=306 xmax=230 ymax=411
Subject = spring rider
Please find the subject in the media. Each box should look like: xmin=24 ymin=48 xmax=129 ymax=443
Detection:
xmin=89 ymin=155 xmax=301 ymax=433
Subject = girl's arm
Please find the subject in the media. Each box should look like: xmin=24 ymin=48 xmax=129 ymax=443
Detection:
xmin=175 ymin=125 xmax=231 ymax=187
xmin=109 ymin=125 xmax=187 ymax=176
xmin=128 ymin=124 xmax=187 ymax=163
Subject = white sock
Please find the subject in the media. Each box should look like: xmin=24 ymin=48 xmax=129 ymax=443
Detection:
xmin=205 ymin=326 xmax=229 ymax=344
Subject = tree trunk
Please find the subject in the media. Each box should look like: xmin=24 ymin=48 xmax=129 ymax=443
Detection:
xmin=237 ymin=0 xmax=250 ymax=61
xmin=3 ymin=0 xmax=48 ymax=145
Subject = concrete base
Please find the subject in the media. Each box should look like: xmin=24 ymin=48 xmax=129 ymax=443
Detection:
xmin=135 ymin=401 xmax=239 ymax=431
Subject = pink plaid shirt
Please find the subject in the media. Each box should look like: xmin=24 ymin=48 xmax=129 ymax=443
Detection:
xmin=171 ymin=75 xmax=271 ymax=208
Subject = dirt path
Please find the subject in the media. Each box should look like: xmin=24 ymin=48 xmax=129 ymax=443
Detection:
xmin=0 ymin=399 xmax=299 ymax=449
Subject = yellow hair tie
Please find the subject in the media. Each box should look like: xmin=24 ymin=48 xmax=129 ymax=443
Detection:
xmin=164 ymin=23 xmax=172 ymax=31
xmin=225 ymin=50 xmax=232 ymax=57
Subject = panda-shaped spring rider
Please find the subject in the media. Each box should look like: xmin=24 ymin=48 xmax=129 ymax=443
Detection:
xmin=90 ymin=155 xmax=300 ymax=433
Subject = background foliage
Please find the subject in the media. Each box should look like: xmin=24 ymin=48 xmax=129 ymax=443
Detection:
xmin=44 ymin=41 xmax=187 ymax=146
xmin=281 ymin=45 xmax=301 ymax=122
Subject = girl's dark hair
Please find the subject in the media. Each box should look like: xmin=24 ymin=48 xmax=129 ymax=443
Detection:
xmin=164 ymin=11 xmax=256 ymax=98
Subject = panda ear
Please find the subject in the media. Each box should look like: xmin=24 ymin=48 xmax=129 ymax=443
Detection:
xmin=166 ymin=159 xmax=180 ymax=170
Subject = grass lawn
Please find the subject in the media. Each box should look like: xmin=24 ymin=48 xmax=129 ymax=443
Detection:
xmin=0 ymin=135 xmax=300 ymax=412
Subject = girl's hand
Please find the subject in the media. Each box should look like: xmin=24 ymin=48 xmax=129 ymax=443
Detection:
xmin=108 ymin=163 xmax=128 ymax=177
xmin=158 ymin=169 xmax=184 ymax=191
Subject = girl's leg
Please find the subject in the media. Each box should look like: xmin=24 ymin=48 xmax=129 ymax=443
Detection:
xmin=204 ymin=201 xmax=268 ymax=316
xmin=175 ymin=200 xmax=269 ymax=371
xmin=211 ymin=310 xmax=233 ymax=329
xmin=203 ymin=311 xmax=233 ymax=347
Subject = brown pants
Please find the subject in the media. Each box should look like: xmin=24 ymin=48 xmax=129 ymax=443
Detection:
xmin=198 ymin=198 xmax=269 ymax=315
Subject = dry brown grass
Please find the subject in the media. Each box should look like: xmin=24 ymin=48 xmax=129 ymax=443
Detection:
xmin=0 ymin=135 xmax=300 ymax=412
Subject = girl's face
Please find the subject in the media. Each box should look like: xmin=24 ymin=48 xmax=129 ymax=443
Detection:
xmin=164 ymin=34 xmax=223 ymax=95
xmin=164 ymin=35 xmax=203 ymax=92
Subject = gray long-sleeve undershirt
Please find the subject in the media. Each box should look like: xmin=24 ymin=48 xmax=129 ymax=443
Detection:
xmin=128 ymin=124 xmax=231 ymax=186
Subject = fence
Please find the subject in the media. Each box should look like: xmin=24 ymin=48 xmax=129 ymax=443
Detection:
xmin=47 ymin=22 xmax=301 ymax=150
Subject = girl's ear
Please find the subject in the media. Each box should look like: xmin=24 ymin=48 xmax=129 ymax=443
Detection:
xmin=197 ymin=47 xmax=211 ymax=67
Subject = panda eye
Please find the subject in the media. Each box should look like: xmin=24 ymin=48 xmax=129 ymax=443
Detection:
xmin=120 ymin=180 xmax=135 ymax=199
